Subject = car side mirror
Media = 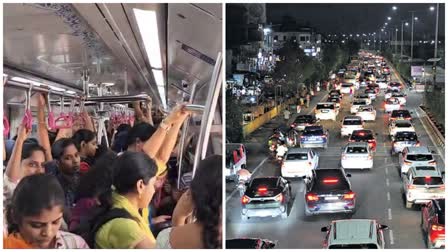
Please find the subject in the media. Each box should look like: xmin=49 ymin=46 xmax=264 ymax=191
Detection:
xmin=346 ymin=173 xmax=352 ymax=177
xmin=321 ymin=226 xmax=329 ymax=232
xmin=379 ymin=225 xmax=389 ymax=230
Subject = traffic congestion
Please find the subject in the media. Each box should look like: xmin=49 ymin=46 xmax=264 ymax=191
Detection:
xmin=226 ymin=50 xmax=445 ymax=249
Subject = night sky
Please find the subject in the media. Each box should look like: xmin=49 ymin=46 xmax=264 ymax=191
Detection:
xmin=267 ymin=3 xmax=445 ymax=37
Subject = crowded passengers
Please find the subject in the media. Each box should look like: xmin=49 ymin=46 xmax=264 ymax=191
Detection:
xmin=3 ymin=93 xmax=222 ymax=249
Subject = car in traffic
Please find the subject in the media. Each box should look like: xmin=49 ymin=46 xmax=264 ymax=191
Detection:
xmin=329 ymin=89 xmax=342 ymax=99
xmin=290 ymin=115 xmax=319 ymax=131
xmin=399 ymin=146 xmax=437 ymax=175
xmin=349 ymin=129 xmax=378 ymax=151
xmin=421 ymin=199 xmax=445 ymax=249
xmin=300 ymin=126 xmax=329 ymax=149
xmin=281 ymin=148 xmax=319 ymax=178
xmin=391 ymin=92 xmax=407 ymax=105
xmin=354 ymin=94 xmax=372 ymax=105
xmin=355 ymin=105 xmax=376 ymax=121
xmin=350 ymin=99 xmax=368 ymax=114
xmin=388 ymin=120 xmax=415 ymax=137
xmin=321 ymin=219 xmax=388 ymax=249
xmin=341 ymin=116 xmax=364 ymax=137
xmin=326 ymin=96 xmax=341 ymax=109
xmin=388 ymin=81 xmax=402 ymax=91
xmin=384 ymin=89 xmax=400 ymax=100
xmin=367 ymin=83 xmax=380 ymax=94
xmin=341 ymin=142 xmax=373 ymax=169
xmin=392 ymin=131 xmax=420 ymax=154
xmin=241 ymin=176 xmax=292 ymax=220
xmin=304 ymin=168 xmax=355 ymax=216
xmin=390 ymin=109 xmax=412 ymax=122
xmin=340 ymin=83 xmax=354 ymax=94
xmin=315 ymin=102 xmax=338 ymax=121
xmin=376 ymin=77 xmax=388 ymax=89
xmin=401 ymin=167 xmax=445 ymax=209
xmin=364 ymin=88 xmax=377 ymax=100
xmin=384 ymin=97 xmax=401 ymax=113
xmin=382 ymin=66 xmax=390 ymax=75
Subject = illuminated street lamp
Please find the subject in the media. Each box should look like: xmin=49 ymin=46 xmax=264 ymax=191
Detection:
xmin=392 ymin=6 xmax=397 ymax=11
xmin=387 ymin=17 xmax=392 ymax=20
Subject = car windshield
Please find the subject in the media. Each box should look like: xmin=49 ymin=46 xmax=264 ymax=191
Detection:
xmin=406 ymin=154 xmax=433 ymax=161
xmin=365 ymin=89 xmax=375 ymax=93
xmin=343 ymin=119 xmax=362 ymax=125
xmin=396 ymin=122 xmax=412 ymax=127
xmin=412 ymin=177 xmax=443 ymax=185
xmin=346 ymin=146 xmax=368 ymax=153
xmin=342 ymin=84 xmax=353 ymax=87
xmin=395 ymin=132 xmax=417 ymax=141
xmin=353 ymin=101 xmax=367 ymax=105
xmin=329 ymin=244 xmax=379 ymax=249
xmin=316 ymin=104 xmax=335 ymax=110
xmin=303 ymin=128 xmax=324 ymax=136
xmin=286 ymin=153 xmax=308 ymax=161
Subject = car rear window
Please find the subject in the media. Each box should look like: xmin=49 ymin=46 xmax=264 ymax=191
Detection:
xmin=316 ymin=104 xmax=335 ymax=110
xmin=248 ymin=179 xmax=279 ymax=197
xmin=395 ymin=132 xmax=417 ymax=141
xmin=351 ymin=131 xmax=373 ymax=140
xmin=346 ymin=146 xmax=368 ymax=153
xmin=406 ymin=154 xmax=433 ymax=161
xmin=329 ymin=244 xmax=378 ymax=249
xmin=303 ymin=128 xmax=324 ymax=136
xmin=392 ymin=111 xmax=411 ymax=117
xmin=359 ymin=107 xmax=372 ymax=112
xmin=353 ymin=100 xmax=367 ymax=105
xmin=343 ymin=119 xmax=362 ymax=125
xmin=412 ymin=177 xmax=443 ymax=185
xmin=342 ymin=84 xmax=352 ymax=87
xmin=286 ymin=153 xmax=308 ymax=161
xmin=414 ymin=166 xmax=437 ymax=171
xmin=365 ymin=89 xmax=375 ymax=93
xmin=396 ymin=121 xmax=412 ymax=127
xmin=295 ymin=117 xmax=312 ymax=123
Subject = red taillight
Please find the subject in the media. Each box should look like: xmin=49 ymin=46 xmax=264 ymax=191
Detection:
xmin=430 ymin=224 xmax=445 ymax=242
xmin=439 ymin=185 xmax=445 ymax=190
xmin=306 ymin=193 xmax=319 ymax=201
xmin=368 ymin=139 xmax=375 ymax=143
xmin=407 ymin=184 xmax=416 ymax=189
xmin=343 ymin=191 xmax=355 ymax=200
xmin=431 ymin=224 xmax=444 ymax=231
xmin=241 ymin=195 xmax=250 ymax=204
xmin=415 ymin=141 xmax=421 ymax=147
xmin=258 ymin=187 xmax=268 ymax=193
xmin=275 ymin=193 xmax=284 ymax=202
xmin=404 ymin=161 xmax=412 ymax=165
xmin=405 ymin=117 xmax=411 ymax=120
xmin=291 ymin=123 xmax=296 ymax=128
xmin=323 ymin=178 xmax=339 ymax=184
xmin=429 ymin=161 xmax=437 ymax=165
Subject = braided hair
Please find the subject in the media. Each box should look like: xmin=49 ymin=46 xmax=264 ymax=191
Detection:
xmin=190 ymin=155 xmax=222 ymax=249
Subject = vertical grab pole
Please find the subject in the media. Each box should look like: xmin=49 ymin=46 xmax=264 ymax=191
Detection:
xmin=192 ymin=52 xmax=222 ymax=177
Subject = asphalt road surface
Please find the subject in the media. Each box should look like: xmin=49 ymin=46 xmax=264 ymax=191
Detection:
xmin=225 ymin=63 xmax=445 ymax=249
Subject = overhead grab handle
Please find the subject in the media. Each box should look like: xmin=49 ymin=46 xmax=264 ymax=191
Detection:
xmin=54 ymin=96 xmax=74 ymax=129
xmin=3 ymin=116 xmax=10 ymax=137
xmin=47 ymin=91 xmax=56 ymax=130
xmin=22 ymin=84 xmax=33 ymax=131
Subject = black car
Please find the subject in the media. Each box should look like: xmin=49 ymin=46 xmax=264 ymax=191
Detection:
xmin=304 ymin=168 xmax=355 ymax=216
xmin=392 ymin=131 xmax=419 ymax=154
xmin=326 ymin=96 xmax=341 ymax=108
xmin=241 ymin=177 xmax=292 ymax=220
xmin=329 ymin=89 xmax=342 ymax=99
xmin=226 ymin=238 xmax=277 ymax=249
xmin=291 ymin=115 xmax=318 ymax=131
xmin=421 ymin=199 xmax=445 ymax=249
xmin=349 ymin=129 xmax=377 ymax=151
xmin=390 ymin=109 xmax=412 ymax=121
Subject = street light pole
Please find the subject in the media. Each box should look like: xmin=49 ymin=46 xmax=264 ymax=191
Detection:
xmin=400 ymin=21 xmax=404 ymax=61
xmin=432 ymin=3 xmax=439 ymax=87
xmin=395 ymin=28 xmax=398 ymax=56
xmin=410 ymin=11 xmax=415 ymax=63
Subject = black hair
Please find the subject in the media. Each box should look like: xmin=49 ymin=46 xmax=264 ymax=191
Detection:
xmin=190 ymin=155 xmax=222 ymax=249
xmin=72 ymin=129 xmax=96 ymax=151
xmin=21 ymin=144 xmax=46 ymax=161
xmin=6 ymin=174 xmax=65 ymax=233
xmin=75 ymin=150 xmax=117 ymax=202
xmin=48 ymin=130 xmax=58 ymax=146
xmin=116 ymin=124 xmax=132 ymax=133
xmin=112 ymin=124 xmax=131 ymax=153
xmin=51 ymin=138 xmax=77 ymax=160
xmin=126 ymin=122 xmax=156 ymax=147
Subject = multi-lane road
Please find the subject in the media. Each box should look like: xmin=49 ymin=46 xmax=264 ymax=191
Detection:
xmin=225 ymin=62 xmax=445 ymax=249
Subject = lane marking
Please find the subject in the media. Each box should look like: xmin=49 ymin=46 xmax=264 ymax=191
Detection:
xmin=386 ymin=191 xmax=391 ymax=201
xmin=386 ymin=178 xmax=390 ymax=187
xmin=389 ymin=229 xmax=395 ymax=245
xmin=388 ymin=208 xmax=392 ymax=220
xmin=385 ymin=167 xmax=388 ymax=175
xmin=225 ymin=157 xmax=269 ymax=203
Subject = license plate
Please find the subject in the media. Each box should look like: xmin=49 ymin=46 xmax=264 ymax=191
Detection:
xmin=322 ymin=110 xmax=329 ymax=113
xmin=325 ymin=196 xmax=339 ymax=201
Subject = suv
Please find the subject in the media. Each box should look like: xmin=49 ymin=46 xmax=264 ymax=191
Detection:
xmin=300 ymin=126 xmax=329 ymax=149
xmin=349 ymin=129 xmax=378 ymax=152
xmin=341 ymin=116 xmax=364 ymax=137
xmin=241 ymin=177 xmax=292 ymax=220
xmin=401 ymin=167 xmax=445 ymax=209
xmin=315 ymin=102 xmax=338 ymax=121
xmin=341 ymin=142 xmax=373 ymax=170
xmin=291 ymin=115 xmax=318 ymax=131
xmin=304 ymin=168 xmax=355 ymax=216
xmin=225 ymin=143 xmax=247 ymax=181
xmin=390 ymin=109 xmax=412 ymax=122
xmin=392 ymin=131 xmax=419 ymax=154
xmin=321 ymin=219 xmax=388 ymax=249
xmin=399 ymin=147 xmax=436 ymax=175
xmin=421 ymin=199 xmax=445 ymax=249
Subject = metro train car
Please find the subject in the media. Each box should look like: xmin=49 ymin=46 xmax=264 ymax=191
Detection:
xmin=3 ymin=3 xmax=222 ymax=249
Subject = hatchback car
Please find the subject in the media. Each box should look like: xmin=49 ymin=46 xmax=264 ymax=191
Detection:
xmin=389 ymin=120 xmax=415 ymax=137
xmin=354 ymin=94 xmax=372 ymax=105
xmin=341 ymin=116 xmax=364 ymax=137
xmin=350 ymin=99 xmax=368 ymax=114
xmin=356 ymin=105 xmax=376 ymax=121
xmin=281 ymin=148 xmax=319 ymax=178
xmin=341 ymin=142 xmax=373 ymax=169
xmin=290 ymin=115 xmax=319 ymax=131
xmin=391 ymin=92 xmax=407 ymax=105
xmin=384 ymin=97 xmax=401 ymax=113
xmin=304 ymin=168 xmax=355 ymax=216
xmin=390 ymin=109 xmax=412 ymax=122
xmin=349 ymin=129 xmax=377 ymax=151
xmin=241 ymin=177 xmax=292 ymax=220
xmin=421 ymin=199 xmax=445 ymax=249
xmin=364 ymin=88 xmax=377 ymax=100
xmin=321 ymin=219 xmax=388 ymax=249
xmin=300 ymin=126 xmax=329 ymax=149
xmin=315 ymin=102 xmax=338 ymax=121
xmin=340 ymin=83 xmax=354 ymax=94
xmin=401 ymin=167 xmax=445 ymax=209
xmin=392 ymin=131 xmax=419 ymax=154
xmin=399 ymin=146 xmax=436 ymax=175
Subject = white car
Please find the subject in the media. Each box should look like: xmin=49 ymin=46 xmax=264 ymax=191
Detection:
xmin=388 ymin=82 xmax=402 ymax=91
xmin=350 ymin=99 xmax=368 ymax=114
xmin=356 ymin=105 xmax=376 ymax=121
xmin=399 ymin=147 xmax=437 ymax=175
xmin=315 ymin=102 xmax=338 ymax=121
xmin=390 ymin=92 xmax=407 ymax=105
xmin=389 ymin=120 xmax=415 ymax=137
xmin=376 ymin=78 xmax=388 ymax=89
xmin=364 ymin=89 xmax=377 ymax=100
xmin=354 ymin=94 xmax=371 ymax=105
xmin=341 ymin=142 xmax=373 ymax=169
xmin=341 ymin=116 xmax=364 ymax=137
xmin=402 ymin=168 xmax=445 ymax=208
xmin=384 ymin=97 xmax=401 ymax=113
xmin=340 ymin=83 xmax=354 ymax=94
xmin=281 ymin=148 xmax=319 ymax=178
xmin=384 ymin=90 xmax=400 ymax=100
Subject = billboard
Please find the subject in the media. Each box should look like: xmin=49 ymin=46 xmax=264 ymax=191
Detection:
xmin=411 ymin=66 xmax=423 ymax=77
